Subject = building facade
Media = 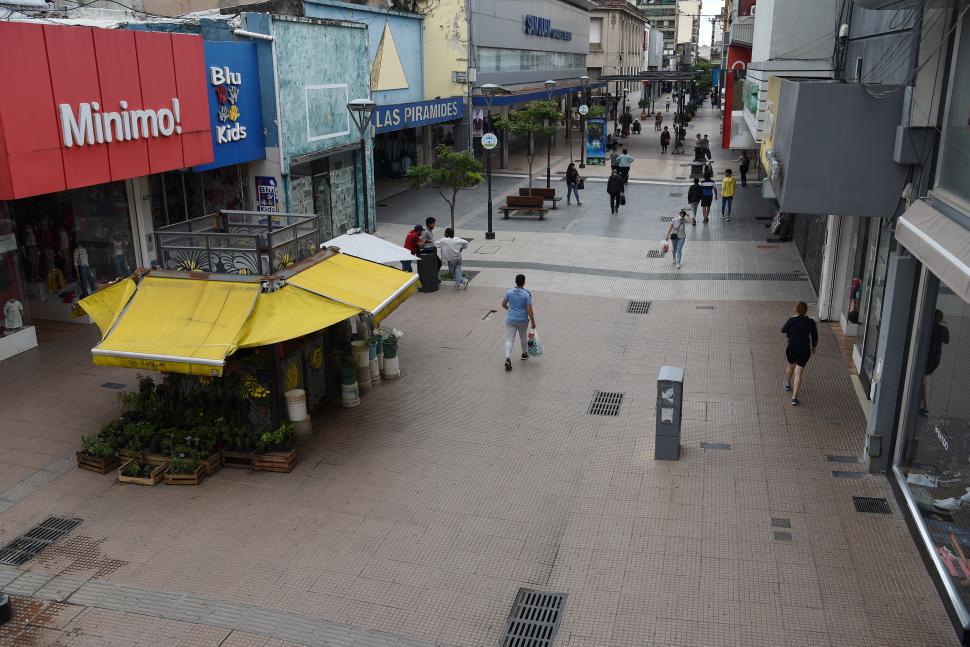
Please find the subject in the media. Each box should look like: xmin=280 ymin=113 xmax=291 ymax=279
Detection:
xmin=720 ymin=0 xmax=754 ymax=148
xmin=637 ymin=0 xmax=677 ymax=67
xmin=588 ymin=0 xmax=649 ymax=106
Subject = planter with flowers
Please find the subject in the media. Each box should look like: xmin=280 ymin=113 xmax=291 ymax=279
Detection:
xmin=254 ymin=422 xmax=297 ymax=473
xmin=380 ymin=328 xmax=403 ymax=379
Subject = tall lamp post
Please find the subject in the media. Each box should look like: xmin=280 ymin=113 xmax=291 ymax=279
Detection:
xmin=543 ymin=79 xmax=556 ymax=189
xmin=480 ymin=84 xmax=498 ymax=240
xmin=347 ymin=98 xmax=377 ymax=233
xmin=579 ymin=75 xmax=589 ymax=169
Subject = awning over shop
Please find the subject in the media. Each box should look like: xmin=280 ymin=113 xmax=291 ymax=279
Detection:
xmin=236 ymin=287 xmax=361 ymax=348
xmin=897 ymin=198 xmax=970 ymax=302
xmin=322 ymin=230 xmax=417 ymax=265
xmin=79 ymin=278 xmax=137 ymax=339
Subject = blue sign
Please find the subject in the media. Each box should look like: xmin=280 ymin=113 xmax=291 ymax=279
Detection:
xmin=372 ymin=97 xmax=464 ymax=134
xmin=524 ymin=15 xmax=572 ymax=41
xmin=195 ymin=41 xmax=265 ymax=171
xmin=585 ymin=118 xmax=606 ymax=166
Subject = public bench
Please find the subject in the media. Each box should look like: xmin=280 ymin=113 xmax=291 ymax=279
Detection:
xmin=500 ymin=195 xmax=549 ymax=220
xmin=518 ymin=187 xmax=563 ymax=209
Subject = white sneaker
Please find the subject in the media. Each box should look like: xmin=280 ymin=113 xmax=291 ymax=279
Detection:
xmin=934 ymin=497 xmax=962 ymax=512
xmin=676 ymin=263 xmax=681 ymax=269
xmin=462 ymin=278 xmax=469 ymax=289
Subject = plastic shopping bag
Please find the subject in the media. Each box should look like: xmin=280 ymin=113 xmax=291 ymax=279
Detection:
xmin=661 ymin=239 xmax=670 ymax=253
xmin=527 ymin=328 xmax=543 ymax=357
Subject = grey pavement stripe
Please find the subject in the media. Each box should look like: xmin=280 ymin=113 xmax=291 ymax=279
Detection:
xmin=461 ymin=259 xmax=807 ymax=282
xmin=0 ymin=569 xmax=458 ymax=647
xmin=0 ymin=452 xmax=77 ymax=507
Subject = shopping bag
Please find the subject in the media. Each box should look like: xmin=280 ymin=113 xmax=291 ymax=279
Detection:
xmin=577 ymin=178 xmax=585 ymax=190
xmin=527 ymin=328 xmax=543 ymax=357
xmin=661 ymin=239 xmax=670 ymax=253
xmin=620 ymin=194 xmax=626 ymax=206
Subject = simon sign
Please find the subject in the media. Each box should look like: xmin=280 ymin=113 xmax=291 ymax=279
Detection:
xmin=524 ymin=15 xmax=572 ymax=41
xmin=0 ymin=22 xmax=213 ymax=200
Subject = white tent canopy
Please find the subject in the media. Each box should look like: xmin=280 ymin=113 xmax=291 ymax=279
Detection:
xmin=321 ymin=230 xmax=416 ymax=265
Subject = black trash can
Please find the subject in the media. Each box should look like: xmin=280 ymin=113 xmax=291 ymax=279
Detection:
xmin=417 ymin=247 xmax=439 ymax=293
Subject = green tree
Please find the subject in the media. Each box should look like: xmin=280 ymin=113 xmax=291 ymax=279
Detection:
xmin=694 ymin=58 xmax=713 ymax=97
xmin=491 ymin=100 xmax=562 ymax=188
xmin=406 ymin=145 xmax=484 ymax=229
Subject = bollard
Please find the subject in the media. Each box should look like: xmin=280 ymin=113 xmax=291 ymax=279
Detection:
xmin=656 ymin=366 xmax=684 ymax=460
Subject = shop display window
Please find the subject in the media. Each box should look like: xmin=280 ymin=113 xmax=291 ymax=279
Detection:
xmin=898 ymin=276 xmax=970 ymax=608
xmin=938 ymin=15 xmax=970 ymax=209
xmin=150 ymin=166 xmax=247 ymax=230
xmin=0 ymin=202 xmax=31 ymax=335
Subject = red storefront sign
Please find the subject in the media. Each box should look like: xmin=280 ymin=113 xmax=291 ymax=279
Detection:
xmin=0 ymin=22 xmax=213 ymax=200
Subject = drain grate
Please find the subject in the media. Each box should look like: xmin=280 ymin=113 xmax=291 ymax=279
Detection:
xmin=589 ymin=391 xmax=624 ymax=416
xmin=101 ymin=382 xmax=126 ymax=390
xmin=627 ymin=300 xmax=651 ymax=314
xmin=757 ymin=244 xmax=780 ymax=250
xmin=659 ymin=216 xmax=673 ymax=222
xmin=700 ymin=442 xmax=731 ymax=450
xmin=675 ymin=176 xmax=688 ymax=180
xmin=0 ymin=516 xmax=81 ymax=566
xmin=827 ymin=455 xmax=860 ymax=464
xmin=832 ymin=471 xmax=865 ymax=479
xmin=771 ymin=518 xmax=791 ymax=528
xmin=773 ymin=531 xmax=793 ymax=541
xmin=647 ymin=250 xmax=666 ymax=258
xmin=853 ymin=496 xmax=891 ymax=514
xmin=669 ymin=192 xmax=683 ymax=197
xmin=502 ymin=589 xmax=566 ymax=647
xmin=695 ymin=305 xmax=715 ymax=310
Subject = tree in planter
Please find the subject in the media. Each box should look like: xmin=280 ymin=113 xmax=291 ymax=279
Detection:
xmin=619 ymin=111 xmax=634 ymax=136
xmin=638 ymin=98 xmax=649 ymax=119
xmin=406 ymin=145 xmax=484 ymax=229
xmin=491 ymin=100 xmax=562 ymax=188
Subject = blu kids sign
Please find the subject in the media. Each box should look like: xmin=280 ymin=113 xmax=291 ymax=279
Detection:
xmin=371 ymin=97 xmax=464 ymax=134
xmin=524 ymin=15 xmax=572 ymax=41
xmin=195 ymin=41 xmax=265 ymax=171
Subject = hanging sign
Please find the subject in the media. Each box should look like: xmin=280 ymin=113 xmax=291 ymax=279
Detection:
xmin=255 ymin=176 xmax=279 ymax=213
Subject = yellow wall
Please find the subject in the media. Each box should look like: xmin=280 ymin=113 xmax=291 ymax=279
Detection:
xmin=760 ymin=75 xmax=782 ymax=173
xmin=418 ymin=0 xmax=469 ymax=100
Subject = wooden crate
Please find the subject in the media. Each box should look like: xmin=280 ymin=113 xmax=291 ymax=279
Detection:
xmin=117 ymin=460 xmax=167 ymax=486
xmin=164 ymin=464 xmax=205 ymax=486
xmin=118 ymin=449 xmax=167 ymax=463
xmin=254 ymin=450 xmax=297 ymax=473
xmin=76 ymin=451 xmax=120 ymax=475
xmin=201 ymin=452 xmax=223 ymax=476
xmin=222 ymin=450 xmax=255 ymax=469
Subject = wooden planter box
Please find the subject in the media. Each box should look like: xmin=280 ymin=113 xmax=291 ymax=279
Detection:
xmin=222 ymin=450 xmax=255 ymax=469
xmin=254 ymin=450 xmax=297 ymax=473
xmin=119 ymin=449 xmax=168 ymax=463
xmin=164 ymin=464 xmax=205 ymax=486
xmin=76 ymin=451 xmax=120 ymax=474
xmin=117 ymin=460 xmax=167 ymax=486
xmin=201 ymin=452 xmax=222 ymax=476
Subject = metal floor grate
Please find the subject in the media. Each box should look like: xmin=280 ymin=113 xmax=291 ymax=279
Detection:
xmin=669 ymin=192 xmax=682 ymax=197
xmin=627 ymin=300 xmax=651 ymax=314
xmin=773 ymin=531 xmax=793 ymax=541
xmin=700 ymin=442 xmax=731 ymax=450
xmin=647 ymin=250 xmax=666 ymax=258
xmin=853 ymin=496 xmax=891 ymax=514
xmin=771 ymin=518 xmax=791 ymax=528
xmin=695 ymin=305 xmax=715 ymax=310
xmin=832 ymin=471 xmax=866 ymax=479
xmin=589 ymin=391 xmax=624 ymax=416
xmin=501 ymin=589 xmax=566 ymax=647
xmin=0 ymin=516 xmax=82 ymax=565
xmin=659 ymin=216 xmax=673 ymax=222
xmin=826 ymin=455 xmax=860 ymax=464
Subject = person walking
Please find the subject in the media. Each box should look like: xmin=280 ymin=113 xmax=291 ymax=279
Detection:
xmin=721 ymin=169 xmax=737 ymax=221
xmin=666 ymin=99 xmax=671 ymax=113
xmin=665 ymin=209 xmax=694 ymax=270
xmin=660 ymin=127 xmax=671 ymax=154
xmin=736 ymin=150 xmax=751 ymax=187
xmin=616 ymin=149 xmax=634 ymax=184
xmin=654 ymin=112 xmax=662 ymax=131
xmin=502 ymin=273 xmax=536 ymax=371
xmin=565 ymin=162 xmax=583 ymax=205
xmin=699 ymin=172 xmax=717 ymax=222
xmin=701 ymin=135 xmax=712 ymax=160
xmin=782 ymin=301 xmax=819 ymax=406
xmin=435 ymin=227 xmax=469 ymax=289
xmin=687 ymin=178 xmax=703 ymax=223
xmin=607 ymin=169 xmax=624 ymax=214
xmin=609 ymin=149 xmax=620 ymax=174
xmin=401 ymin=224 xmax=423 ymax=272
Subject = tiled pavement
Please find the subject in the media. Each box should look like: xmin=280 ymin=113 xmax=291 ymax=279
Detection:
xmin=0 ymin=105 xmax=961 ymax=646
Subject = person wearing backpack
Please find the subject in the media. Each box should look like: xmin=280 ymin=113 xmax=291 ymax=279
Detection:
xmin=699 ymin=172 xmax=717 ymax=222
xmin=687 ymin=178 xmax=703 ymax=223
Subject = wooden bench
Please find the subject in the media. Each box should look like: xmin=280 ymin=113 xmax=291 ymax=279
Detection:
xmin=500 ymin=195 xmax=549 ymax=220
xmin=518 ymin=187 xmax=563 ymax=209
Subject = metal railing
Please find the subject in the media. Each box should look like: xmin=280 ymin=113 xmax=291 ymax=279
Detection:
xmin=155 ymin=210 xmax=319 ymax=276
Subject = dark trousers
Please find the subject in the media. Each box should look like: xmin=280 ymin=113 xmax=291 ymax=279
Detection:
xmin=740 ymin=167 xmax=749 ymax=186
xmin=609 ymin=193 xmax=621 ymax=212
xmin=661 ymin=144 xmax=668 ymax=154
xmin=618 ymin=167 xmax=630 ymax=184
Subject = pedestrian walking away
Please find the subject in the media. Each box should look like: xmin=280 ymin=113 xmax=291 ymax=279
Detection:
xmin=607 ymin=169 xmax=624 ymax=214
xmin=435 ymin=228 xmax=469 ymax=289
xmin=736 ymin=150 xmax=751 ymax=187
xmin=701 ymin=135 xmax=712 ymax=160
xmin=665 ymin=209 xmax=694 ymax=269
xmin=782 ymin=301 xmax=819 ymax=406
xmin=610 ymin=149 xmax=620 ymax=173
xmin=654 ymin=113 xmax=662 ymax=131
xmin=666 ymin=99 xmax=670 ymax=113
xmin=721 ymin=169 xmax=737 ymax=221
xmin=565 ymin=162 xmax=583 ymax=205
xmin=616 ymin=149 xmax=634 ymax=184
xmin=699 ymin=173 xmax=717 ymax=222
xmin=502 ymin=274 xmax=536 ymax=371
xmin=687 ymin=178 xmax=702 ymax=222
xmin=660 ymin=127 xmax=671 ymax=154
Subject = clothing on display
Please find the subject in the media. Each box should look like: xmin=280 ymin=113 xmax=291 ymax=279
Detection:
xmin=3 ymin=299 xmax=23 ymax=332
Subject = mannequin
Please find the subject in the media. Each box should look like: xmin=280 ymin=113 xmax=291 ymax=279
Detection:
xmin=3 ymin=299 xmax=24 ymax=334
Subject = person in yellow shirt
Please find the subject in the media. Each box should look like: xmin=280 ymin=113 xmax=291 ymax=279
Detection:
xmin=721 ymin=169 xmax=737 ymax=221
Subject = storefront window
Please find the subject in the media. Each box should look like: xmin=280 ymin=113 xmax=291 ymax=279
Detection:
xmin=0 ymin=202 xmax=31 ymax=335
xmin=150 ymin=166 xmax=247 ymax=230
xmin=859 ymin=219 xmax=892 ymax=390
xmin=898 ymin=275 xmax=970 ymax=610
xmin=477 ymin=47 xmax=586 ymax=73
xmin=938 ymin=15 xmax=970 ymax=207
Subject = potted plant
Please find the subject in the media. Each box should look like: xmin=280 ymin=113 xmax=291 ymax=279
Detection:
xmin=619 ymin=111 xmax=633 ymax=136
xmin=162 ymin=432 xmax=205 ymax=485
xmin=638 ymin=99 xmax=649 ymax=120
xmin=118 ymin=420 xmax=158 ymax=461
xmin=118 ymin=455 xmax=168 ymax=486
xmin=381 ymin=329 xmax=403 ymax=379
xmin=254 ymin=422 xmax=297 ymax=473
xmin=340 ymin=351 xmax=360 ymax=408
xmin=221 ymin=424 xmax=258 ymax=468
xmin=76 ymin=433 xmax=120 ymax=474
xmin=194 ymin=420 xmax=225 ymax=475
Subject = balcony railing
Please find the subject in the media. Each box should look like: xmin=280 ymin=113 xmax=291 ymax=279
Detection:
xmin=155 ymin=210 xmax=320 ymax=276
xmin=727 ymin=15 xmax=754 ymax=47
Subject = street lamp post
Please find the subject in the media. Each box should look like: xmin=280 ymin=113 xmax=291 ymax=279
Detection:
xmin=579 ymin=75 xmax=589 ymax=169
xmin=543 ymin=79 xmax=556 ymax=189
xmin=480 ymin=83 xmax=498 ymax=240
xmin=347 ymin=98 xmax=377 ymax=233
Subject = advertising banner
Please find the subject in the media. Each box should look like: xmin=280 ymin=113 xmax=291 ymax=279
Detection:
xmin=585 ymin=117 xmax=607 ymax=166
xmin=371 ymin=97 xmax=464 ymax=134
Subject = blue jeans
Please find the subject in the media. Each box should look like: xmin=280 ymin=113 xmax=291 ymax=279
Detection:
xmin=77 ymin=265 xmax=97 ymax=296
xmin=401 ymin=260 xmax=413 ymax=272
xmin=448 ymin=259 xmax=463 ymax=288
xmin=113 ymin=254 xmax=130 ymax=278
xmin=721 ymin=196 xmax=733 ymax=216
xmin=671 ymin=237 xmax=685 ymax=265
xmin=566 ymin=183 xmax=581 ymax=203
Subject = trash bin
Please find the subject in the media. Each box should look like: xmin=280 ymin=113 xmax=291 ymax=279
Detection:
xmin=656 ymin=366 xmax=684 ymax=460
xmin=417 ymin=247 xmax=439 ymax=293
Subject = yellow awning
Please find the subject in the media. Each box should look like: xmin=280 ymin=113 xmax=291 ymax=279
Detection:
xmin=91 ymin=277 xmax=260 ymax=377
xmin=77 ymin=278 xmax=137 ymax=338
xmin=373 ymin=281 xmax=417 ymax=325
xmin=288 ymin=253 xmax=418 ymax=317
xmin=237 ymin=286 xmax=361 ymax=348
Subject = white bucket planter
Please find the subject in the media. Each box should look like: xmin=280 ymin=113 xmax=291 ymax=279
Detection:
xmin=284 ymin=389 xmax=307 ymax=422
xmin=357 ymin=365 xmax=372 ymax=391
xmin=383 ymin=356 xmax=400 ymax=379
xmin=341 ymin=381 xmax=360 ymax=407
xmin=369 ymin=357 xmax=381 ymax=385
xmin=294 ymin=415 xmax=313 ymax=444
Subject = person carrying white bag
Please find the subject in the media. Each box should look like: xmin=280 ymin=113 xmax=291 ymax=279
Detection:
xmin=502 ymin=273 xmax=537 ymax=371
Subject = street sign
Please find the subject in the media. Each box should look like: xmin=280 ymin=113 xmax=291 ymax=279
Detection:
xmin=481 ymin=133 xmax=498 ymax=150
xmin=578 ymin=104 xmax=589 ymax=115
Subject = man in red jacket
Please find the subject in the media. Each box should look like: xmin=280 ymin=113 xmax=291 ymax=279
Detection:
xmin=402 ymin=224 xmax=423 ymax=272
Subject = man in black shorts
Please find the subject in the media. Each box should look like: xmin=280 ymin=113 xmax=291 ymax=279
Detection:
xmin=782 ymin=301 xmax=818 ymax=406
